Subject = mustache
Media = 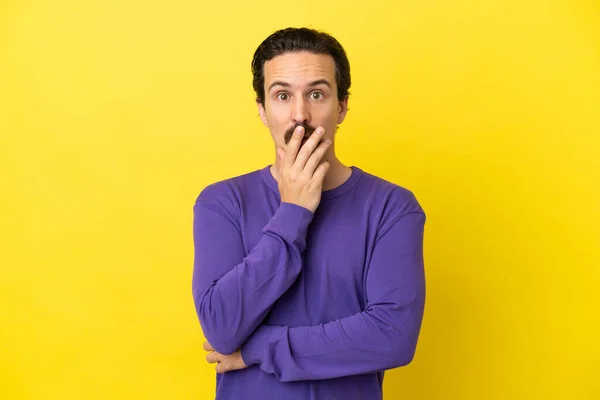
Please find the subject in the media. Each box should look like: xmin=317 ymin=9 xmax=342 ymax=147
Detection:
xmin=284 ymin=121 xmax=317 ymax=144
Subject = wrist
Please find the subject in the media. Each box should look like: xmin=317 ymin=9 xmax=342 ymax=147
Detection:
xmin=262 ymin=202 xmax=314 ymax=248
xmin=240 ymin=325 xmax=279 ymax=367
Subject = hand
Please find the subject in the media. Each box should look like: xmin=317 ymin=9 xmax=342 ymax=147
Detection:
xmin=203 ymin=341 xmax=248 ymax=374
xmin=276 ymin=126 xmax=332 ymax=213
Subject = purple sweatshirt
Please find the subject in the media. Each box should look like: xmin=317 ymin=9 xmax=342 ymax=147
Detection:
xmin=192 ymin=165 xmax=426 ymax=400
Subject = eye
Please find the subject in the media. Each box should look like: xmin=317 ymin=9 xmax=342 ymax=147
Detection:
xmin=310 ymin=91 xmax=323 ymax=100
xmin=276 ymin=92 xmax=289 ymax=101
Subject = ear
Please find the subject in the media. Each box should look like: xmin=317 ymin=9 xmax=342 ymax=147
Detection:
xmin=337 ymin=96 xmax=349 ymax=124
xmin=257 ymin=100 xmax=269 ymax=127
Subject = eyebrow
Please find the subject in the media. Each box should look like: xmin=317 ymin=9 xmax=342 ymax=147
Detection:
xmin=268 ymin=79 xmax=332 ymax=92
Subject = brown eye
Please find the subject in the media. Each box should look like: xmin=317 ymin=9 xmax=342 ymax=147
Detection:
xmin=310 ymin=92 xmax=323 ymax=100
xmin=277 ymin=93 xmax=289 ymax=101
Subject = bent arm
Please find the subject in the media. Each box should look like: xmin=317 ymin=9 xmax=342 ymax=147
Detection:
xmin=192 ymin=190 xmax=313 ymax=355
xmin=240 ymin=212 xmax=426 ymax=381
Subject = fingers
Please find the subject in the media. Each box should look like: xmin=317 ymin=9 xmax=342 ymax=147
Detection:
xmin=203 ymin=341 xmax=214 ymax=352
xmin=293 ymin=127 xmax=325 ymax=170
xmin=285 ymin=126 xmax=305 ymax=167
xmin=311 ymin=160 xmax=330 ymax=184
xmin=204 ymin=340 xmax=219 ymax=366
xmin=303 ymin=139 xmax=331 ymax=173
xmin=206 ymin=351 xmax=220 ymax=364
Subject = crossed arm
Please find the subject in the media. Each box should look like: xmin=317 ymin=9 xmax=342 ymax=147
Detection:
xmin=192 ymin=189 xmax=426 ymax=382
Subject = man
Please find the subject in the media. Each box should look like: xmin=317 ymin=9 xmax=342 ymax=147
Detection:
xmin=192 ymin=27 xmax=426 ymax=399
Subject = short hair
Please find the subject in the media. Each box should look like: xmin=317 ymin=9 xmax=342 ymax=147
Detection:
xmin=251 ymin=27 xmax=351 ymax=106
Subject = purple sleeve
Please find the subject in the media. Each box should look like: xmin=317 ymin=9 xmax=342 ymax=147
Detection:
xmin=240 ymin=211 xmax=426 ymax=381
xmin=192 ymin=186 xmax=314 ymax=355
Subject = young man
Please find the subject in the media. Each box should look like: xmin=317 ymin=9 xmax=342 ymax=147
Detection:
xmin=192 ymin=27 xmax=426 ymax=399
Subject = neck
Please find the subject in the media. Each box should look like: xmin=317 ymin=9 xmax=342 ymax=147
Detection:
xmin=270 ymin=150 xmax=352 ymax=191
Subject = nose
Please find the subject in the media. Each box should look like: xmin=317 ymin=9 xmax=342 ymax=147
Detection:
xmin=291 ymin=97 xmax=311 ymax=126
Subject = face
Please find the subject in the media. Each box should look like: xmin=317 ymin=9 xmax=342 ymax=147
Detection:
xmin=258 ymin=51 xmax=348 ymax=151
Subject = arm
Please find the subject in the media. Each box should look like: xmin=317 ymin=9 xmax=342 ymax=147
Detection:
xmin=240 ymin=211 xmax=426 ymax=382
xmin=192 ymin=186 xmax=314 ymax=355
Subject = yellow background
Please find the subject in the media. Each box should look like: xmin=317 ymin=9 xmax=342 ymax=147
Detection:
xmin=1 ymin=0 xmax=599 ymax=398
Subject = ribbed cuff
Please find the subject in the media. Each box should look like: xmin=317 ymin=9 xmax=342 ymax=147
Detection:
xmin=262 ymin=202 xmax=314 ymax=250
xmin=240 ymin=324 xmax=279 ymax=367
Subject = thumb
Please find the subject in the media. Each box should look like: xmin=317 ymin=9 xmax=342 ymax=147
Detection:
xmin=276 ymin=147 xmax=285 ymax=162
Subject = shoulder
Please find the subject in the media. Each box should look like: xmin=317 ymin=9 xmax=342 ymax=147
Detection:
xmin=351 ymin=168 xmax=426 ymax=239
xmin=193 ymin=168 xmax=263 ymax=215
xmin=356 ymin=168 xmax=425 ymax=217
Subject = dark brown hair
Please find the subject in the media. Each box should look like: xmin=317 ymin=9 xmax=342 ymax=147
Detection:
xmin=251 ymin=27 xmax=351 ymax=106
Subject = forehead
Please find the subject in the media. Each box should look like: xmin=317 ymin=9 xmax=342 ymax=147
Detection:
xmin=263 ymin=51 xmax=336 ymax=87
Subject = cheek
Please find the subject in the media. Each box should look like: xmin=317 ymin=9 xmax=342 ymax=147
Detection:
xmin=267 ymin=119 xmax=287 ymax=135
xmin=324 ymin=102 xmax=341 ymax=120
xmin=265 ymin=107 xmax=289 ymax=128
xmin=320 ymin=106 xmax=340 ymax=130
